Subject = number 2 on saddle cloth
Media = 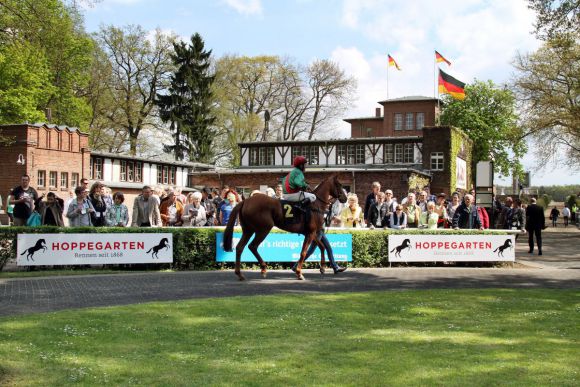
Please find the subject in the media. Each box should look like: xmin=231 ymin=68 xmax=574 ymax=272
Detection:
xmin=279 ymin=200 xmax=311 ymax=230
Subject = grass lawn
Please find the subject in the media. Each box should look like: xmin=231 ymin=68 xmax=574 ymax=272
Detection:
xmin=0 ymin=289 xmax=578 ymax=386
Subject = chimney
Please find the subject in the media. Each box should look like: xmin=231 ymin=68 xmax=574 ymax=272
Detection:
xmin=375 ymin=107 xmax=381 ymax=117
xmin=45 ymin=108 xmax=52 ymax=123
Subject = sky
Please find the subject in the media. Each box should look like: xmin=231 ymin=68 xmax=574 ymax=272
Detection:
xmin=81 ymin=0 xmax=579 ymax=186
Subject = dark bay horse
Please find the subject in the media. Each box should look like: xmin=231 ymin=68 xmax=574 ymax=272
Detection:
xmin=223 ymin=175 xmax=347 ymax=280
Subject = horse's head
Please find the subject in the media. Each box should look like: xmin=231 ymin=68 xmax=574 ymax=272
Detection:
xmin=330 ymin=175 xmax=347 ymax=203
xmin=37 ymin=239 xmax=46 ymax=247
xmin=160 ymin=238 xmax=168 ymax=246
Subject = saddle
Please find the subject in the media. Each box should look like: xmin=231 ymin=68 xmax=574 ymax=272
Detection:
xmin=279 ymin=199 xmax=312 ymax=229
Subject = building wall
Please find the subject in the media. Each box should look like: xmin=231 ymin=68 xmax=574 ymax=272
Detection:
xmin=381 ymin=100 xmax=438 ymax=137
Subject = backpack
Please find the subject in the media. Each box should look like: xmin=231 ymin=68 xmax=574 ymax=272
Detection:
xmin=26 ymin=211 xmax=41 ymax=227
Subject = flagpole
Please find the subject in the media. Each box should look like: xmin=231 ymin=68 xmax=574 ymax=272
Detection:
xmin=387 ymin=62 xmax=389 ymax=99
xmin=433 ymin=50 xmax=437 ymax=99
xmin=436 ymin=68 xmax=441 ymax=126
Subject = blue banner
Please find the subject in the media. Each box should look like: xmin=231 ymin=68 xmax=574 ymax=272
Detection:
xmin=215 ymin=232 xmax=352 ymax=262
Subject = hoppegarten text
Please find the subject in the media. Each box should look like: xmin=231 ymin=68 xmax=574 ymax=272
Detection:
xmin=52 ymin=241 xmax=144 ymax=251
xmin=415 ymin=241 xmax=492 ymax=250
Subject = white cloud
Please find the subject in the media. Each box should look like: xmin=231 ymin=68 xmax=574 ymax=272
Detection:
xmin=222 ymin=0 xmax=263 ymax=15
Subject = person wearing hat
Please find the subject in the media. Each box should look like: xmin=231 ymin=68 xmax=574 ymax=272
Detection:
xmin=434 ymin=193 xmax=448 ymax=228
xmin=281 ymin=156 xmax=316 ymax=205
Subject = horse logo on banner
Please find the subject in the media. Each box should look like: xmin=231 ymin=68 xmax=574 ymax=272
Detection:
xmin=20 ymin=239 xmax=47 ymax=261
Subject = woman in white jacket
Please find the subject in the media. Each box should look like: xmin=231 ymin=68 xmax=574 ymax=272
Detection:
xmin=182 ymin=191 xmax=207 ymax=227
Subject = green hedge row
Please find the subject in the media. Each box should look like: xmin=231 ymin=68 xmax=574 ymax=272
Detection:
xmin=0 ymin=227 xmax=508 ymax=271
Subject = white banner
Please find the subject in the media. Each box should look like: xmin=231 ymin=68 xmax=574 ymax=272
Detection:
xmin=17 ymin=233 xmax=173 ymax=266
xmin=388 ymin=234 xmax=515 ymax=262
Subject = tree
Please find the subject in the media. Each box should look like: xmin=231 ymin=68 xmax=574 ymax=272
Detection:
xmin=0 ymin=0 xmax=94 ymax=127
xmin=96 ymin=25 xmax=174 ymax=155
xmin=156 ymin=33 xmax=216 ymax=162
xmin=528 ymin=0 xmax=580 ymax=40
xmin=439 ymin=80 xmax=526 ymax=177
xmin=512 ymin=36 xmax=580 ymax=168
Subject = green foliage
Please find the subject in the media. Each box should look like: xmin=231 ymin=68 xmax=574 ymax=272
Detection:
xmin=0 ymin=227 xmax=508 ymax=271
xmin=536 ymin=185 xmax=580 ymax=201
xmin=538 ymin=193 xmax=552 ymax=209
xmin=440 ymin=80 xmax=526 ymax=178
xmin=0 ymin=289 xmax=578 ymax=385
xmin=528 ymin=0 xmax=580 ymax=40
xmin=156 ymin=33 xmax=216 ymax=162
xmin=566 ymin=194 xmax=579 ymax=210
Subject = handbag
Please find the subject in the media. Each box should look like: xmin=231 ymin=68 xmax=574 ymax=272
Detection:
xmin=26 ymin=211 xmax=41 ymax=227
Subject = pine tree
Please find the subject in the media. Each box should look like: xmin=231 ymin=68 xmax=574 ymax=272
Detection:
xmin=156 ymin=33 xmax=216 ymax=162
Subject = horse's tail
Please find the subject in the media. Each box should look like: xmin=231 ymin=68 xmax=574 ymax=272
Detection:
xmin=20 ymin=250 xmax=26 ymax=255
xmin=146 ymin=248 xmax=152 ymax=253
xmin=390 ymin=247 xmax=396 ymax=253
xmin=223 ymin=202 xmax=243 ymax=252
xmin=493 ymin=247 xmax=499 ymax=252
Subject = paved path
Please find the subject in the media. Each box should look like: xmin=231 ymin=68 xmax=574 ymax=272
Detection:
xmin=1 ymin=230 xmax=579 ymax=317
xmin=1 ymin=267 xmax=579 ymax=317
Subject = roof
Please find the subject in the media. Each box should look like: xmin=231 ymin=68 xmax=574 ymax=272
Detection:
xmin=238 ymin=136 xmax=423 ymax=146
xmin=377 ymin=96 xmax=441 ymax=104
xmin=0 ymin=122 xmax=87 ymax=135
xmin=343 ymin=116 xmax=383 ymax=122
xmin=90 ymin=151 xmax=216 ymax=170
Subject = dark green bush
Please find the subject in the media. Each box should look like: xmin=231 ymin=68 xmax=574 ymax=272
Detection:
xmin=0 ymin=227 xmax=508 ymax=271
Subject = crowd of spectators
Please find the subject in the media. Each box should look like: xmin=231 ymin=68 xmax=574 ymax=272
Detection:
xmin=3 ymin=175 xmax=578 ymax=233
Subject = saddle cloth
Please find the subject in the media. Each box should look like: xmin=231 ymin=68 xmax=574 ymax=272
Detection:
xmin=279 ymin=200 xmax=306 ymax=225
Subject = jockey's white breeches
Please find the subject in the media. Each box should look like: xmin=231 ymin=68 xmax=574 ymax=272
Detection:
xmin=283 ymin=192 xmax=316 ymax=202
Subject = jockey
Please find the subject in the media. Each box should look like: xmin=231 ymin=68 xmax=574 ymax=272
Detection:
xmin=282 ymin=156 xmax=316 ymax=205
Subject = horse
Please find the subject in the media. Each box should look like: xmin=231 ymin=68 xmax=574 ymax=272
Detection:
xmin=223 ymin=175 xmax=347 ymax=281
xmin=147 ymin=238 xmax=170 ymax=259
xmin=20 ymin=239 xmax=46 ymax=261
xmin=390 ymin=238 xmax=411 ymax=258
xmin=493 ymin=239 xmax=512 ymax=257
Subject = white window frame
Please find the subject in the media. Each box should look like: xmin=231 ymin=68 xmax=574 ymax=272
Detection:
xmin=405 ymin=113 xmax=414 ymax=130
xmin=416 ymin=112 xmax=425 ymax=130
xmin=403 ymin=143 xmax=414 ymax=163
xmin=394 ymin=113 xmax=403 ymax=130
xmin=431 ymin=152 xmax=444 ymax=171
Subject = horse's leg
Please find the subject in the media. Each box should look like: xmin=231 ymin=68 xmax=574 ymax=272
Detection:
xmin=247 ymin=229 xmax=271 ymax=278
xmin=235 ymin=231 xmax=253 ymax=281
xmin=295 ymin=233 xmax=316 ymax=280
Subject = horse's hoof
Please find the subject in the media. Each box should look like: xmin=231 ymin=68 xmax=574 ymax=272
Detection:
xmin=319 ymin=268 xmax=325 ymax=275
xmin=297 ymin=274 xmax=305 ymax=280
xmin=261 ymin=271 xmax=267 ymax=278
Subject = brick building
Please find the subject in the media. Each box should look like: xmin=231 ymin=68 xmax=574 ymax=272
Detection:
xmin=191 ymin=96 xmax=473 ymax=201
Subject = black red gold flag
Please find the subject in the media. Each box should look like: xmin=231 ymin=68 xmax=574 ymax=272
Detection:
xmin=435 ymin=50 xmax=451 ymax=66
xmin=438 ymin=69 xmax=465 ymax=100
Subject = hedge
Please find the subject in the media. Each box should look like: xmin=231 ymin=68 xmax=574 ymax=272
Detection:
xmin=0 ymin=227 xmax=509 ymax=271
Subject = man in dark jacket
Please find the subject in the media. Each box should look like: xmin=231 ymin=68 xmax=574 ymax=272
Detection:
xmin=452 ymin=194 xmax=483 ymax=230
xmin=364 ymin=181 xmax=381 ymax=225
xmin=525 ymin=197 xmax=545 ymax=255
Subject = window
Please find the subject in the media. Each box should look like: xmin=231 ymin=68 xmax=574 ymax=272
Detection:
xmin=157 ymin=166 xmax=163 ymax=184
xmin=431 ymin=152 xmax=444 ymax=170
xmin=337 ymin=145 xmax=365 ymax=164
xmin=91 ymin=158 xmax=103 ymax=180
xmin=135 ymin=162 xmax=142 ymax=182
xmin=71 ymin=173 xmax=79 ymax=188
xmin=49 ymin=171 xmax=57 ymax=188
xmin=120 ymin=161 xmax=127 ymax=181
xmin=60 ymin=172 xmax=68 ymax=188
xmin=384 ymin=144 xmax=394 ymax=163
xmin=127 ymin=161 xmax=135 ymax=182
xmin=163 ymin=166 xmax=169 ymax=184
xmin=37 ymin=171 xmax=46 ymax=187
xmin=250 ymin=147 xmax=275 ymax=166
xmin=404 ymin=143 xmax=414 ymax=163
xmin=416 ymin=112 xmax=424 ymax=129
xmin=355 ymin=144 xmax=365 ymax=164
xmin=405 ymin=113 xmax=414 ymax=130
xmin=394 ymin=113 xmax=403 ymax=130
xmin=394 ymin=144 xmax=403 ymax=163
xmin=336 ymin=145 xmax=346 ymax=165
xmin=169 ymin=166 xmax=176 ymax=185
xmin=291 ymin=146 xmax=319 ymax=165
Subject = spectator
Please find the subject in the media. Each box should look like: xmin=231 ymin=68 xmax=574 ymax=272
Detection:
xmin=160 ymin=190 xmax=183 ymax=226
xmin=6 ymin=190 xmax=14 ymax=225
xmin=434 ymin=193 xmax=448 ymax=228
xmin=131 ymin=186 xmax=162 ymax=227
xmin=35 ymin=192 xmax=65 ymax=226
xmin=67 ymin=186 xmax=95 ymax=226
xmin=562 ymin=206 xmax=571 ymax=227
xmin=571 ymin=203 xmax=578 ymax=224
xmin=340 ymin=193 xmax=364 ymax=228
xmin=509 ymin=198 xmax=525 ymax=234
xmin=102 ymin=186 xmax=113 ymax=210
xmin=220 ymin=191 xmax=238 ymax=225
xmin=446 ymin=192 xmax=461 ymax=226
xmin=105 ymin=192 xmax=129 ymax=227
xmin=526 ymin=198 xmax=545 ymax=255
xmin=363 ymin=181 xmax=381 ymax=224
xmin=328 ymin=191 xmax=346 ymax=227
xmin=452 ymin=194 xmax=483 ymax=230
xmin=420 ymin=201 xmax=439 ymax=229
xmin=213 ymin=188 xmax=224 ymax=222
xmin=80 ymin=178 xmax=90 ymax=192
xmin=403 ymin=193 xmax=421 ymax=228
xmin=182 ymin=192 xmax=207 ymax=227
xmin=497 ymin=197 xmax=513 ymax=229
xmin=549 ymin=206 xmax=559 ymax=227
xmin=88 ymin=182 xmax=107 ymax=227
xmin=201 ymin=187 xmax=216 ymax=226
xmin=417 ymin=190 xmax=428 ymax=213
xmin=9 ymin=175 xmax=39 ymax=226
xmin=389 ymin=205 xmax=407 ymax=229
xmin=175 ymin=187 xmax=187 ymax=205
xmin=368 ymin=191 xmax=388 ymax=229
xmin=153 ymin=186 xmax=164 ymax=206
xmin=63 ymin=189 xmax=75 ymax=226
xmin=383 ymin=189 xmax=397 ymax=227
xmin=472 ymin=192 xmax=490 ymax=229
xmin=275 ymin=184 xmax=284 ymax=199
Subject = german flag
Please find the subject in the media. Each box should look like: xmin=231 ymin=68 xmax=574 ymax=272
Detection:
xmin=388 ymin=54 xmax=401 ymax=71
xmin=438 ymin=69 xmax=465 ymax=100
xmin=435 ymin=50 xmax=451 ymax=66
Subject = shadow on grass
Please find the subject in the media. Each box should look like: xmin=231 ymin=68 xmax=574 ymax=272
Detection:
xmin=0 ymin=289 xmax=578 ymax=385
